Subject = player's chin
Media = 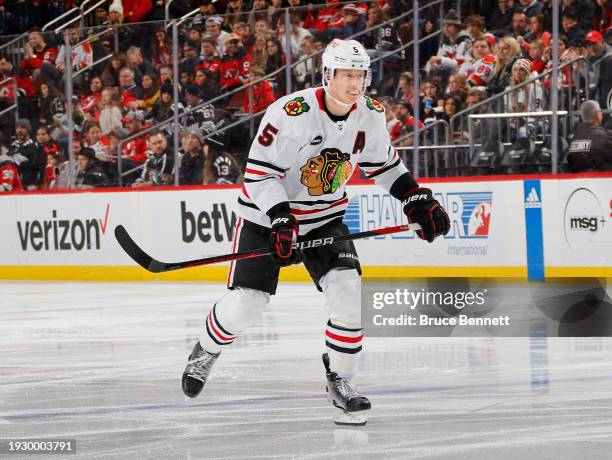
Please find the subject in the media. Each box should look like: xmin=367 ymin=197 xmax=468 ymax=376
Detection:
xmin=344 ymin=92 xmax=361 ymax=104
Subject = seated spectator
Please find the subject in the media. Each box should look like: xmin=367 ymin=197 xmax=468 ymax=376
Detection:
xmin=225 ymin=0 xmax=248 ymax=29
xmin=362 ymin=6 xmax=403 ymax=89
xmin=426 ymin=10 xmax=471 ymax=81
xmin=102 ymin=2 xmax=134 ymax=53
xmin=120 ymin=110 xmax=149 ymax=165
xmin=594 ymin=0 xmax=612 ymax=34
xmin=562 ymin=11 xmax=586 ymax=45
xmin=510 ymin=9 xmax=529 ymax=41
xmin=194 ymin=69 xmax=219 ymax=102
xmin=248 ymin=0 xmax=271 ymax=30
xmin=488 ymin=36 xmax=521 ymax=94
xmin=20 ymin=28 xmax=58 ymax=81
xmin=180 ymin=40 xmax=203 ymax=75
xmin=191 ymin=2 xmax=219 ymax=30
xmin=35 ymin=125 xmax=63 ymax=163
xmin=529 ymin=39 xmax=547 ymax=73
xmin=42 ymin=153 xmax=60 ymax=190
xmin=75 ymin=147 xmax=111 ymax=188
xmin=519 ymin=0 xmax=545 ymax=17
xmin=396 ymin=71 xmax=417 ymax=108
xmin=488 ymin=0 xmax=515 ymax=37
xmin=0 ymin=53 xmax=34 ymax=111
xmin=421 ymin=79 xmax=442 ymax=121
xmin=179 ymin=129 xmax=206 ymax=185
xmin=395 ymin=101 xmax=425 ymax=147
xmin=250 ymin=33 xmax=269 ymax=71
xmin=8 ymin=119 xmax=43 ymax=190
xmin=265 ymin=38 xmax=286 ymax=91
xmin=97 ymin=88 xmax=124 ymax=135
xmin=445 ymin=73 xmax=469 ymax=103
xmin=567 ymin=100 xmax=612 ymax=171
xmin=126 ymin=46 xmax=157 ymax=87
xmin=525 ymin=14 xmax=551 ymax=48
xmin=148 ymin=27 xmax=173 ymax=67
xmin=139 ymin=73 xmax=160 ymax=112
xmin=204 ymin=16 xmax=228 ymax=56
xmin=197 ymin=38 xmax=222 ymax=82
xmin=219 ymin=34 xmax=250 ymax=92
xmin=562 ymin=0 xmax=595 ymax=32
xmin=581 ymin=30 xmax=612 ymax=110
xmin=459 ymin=37 xmax=497 ymax=88
xmin=159 ymin=65 xmax=173 ymax=86
xmin=203 ymin=140 xmax=243 ymax=185
xmin=182 ymin=84 xmax=217 ymax=130
xmin=101 ymin=52 xmax=127 ymax=88
xmin=133 ymin=130 xmax=175 ymax=187
xmin=119 ymin=67 xmax=144 ymax=110
xmin=277 ymin=14 xmax=312 ymax=60
xmin=111 ymin=0 xmax=152 ymax=24
xmin=504 ymin=58 xmax=544 ymax=138
xmin=380 ymin=96 xmax=402 ymax=143
xmin=242 ymin=66 xmax=276 ymax=113
xmin=0 ymin=153 xmax=23 ymax=192
xmin=81 ymin=76 xmax=104 ymax=121
xmin=36 ymin=82 xmax=66 ymax=129
xmin=293 ymin=36 xmax=319 ymax=89
xmin=40 ymin=28 xmax=93 ymax=89
xmin=253 ymin=18 xmax=272 ymax=39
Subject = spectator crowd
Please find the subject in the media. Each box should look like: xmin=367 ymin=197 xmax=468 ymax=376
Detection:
xmin=0 ymin=0 xmax=611 ymax=193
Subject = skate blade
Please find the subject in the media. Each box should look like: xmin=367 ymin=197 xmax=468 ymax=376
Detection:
xmin=334 ymin=410 xmax=367 ymax=426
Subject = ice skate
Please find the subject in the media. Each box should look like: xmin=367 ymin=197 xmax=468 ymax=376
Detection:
xmin=323 ymin=353 xmax=371 ymax=426
xmin=182 ymin=342 xmax=220 ymax=398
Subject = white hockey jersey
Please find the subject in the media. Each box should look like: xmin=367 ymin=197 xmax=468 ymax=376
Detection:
xmin=458 ymin=54 xmax=496 ymax=87
xmin=239 ymin=87 xmax=409 ymax=235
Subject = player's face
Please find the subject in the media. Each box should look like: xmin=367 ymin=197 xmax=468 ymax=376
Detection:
xmin=327 ymin=69 xmax=366 ymax=105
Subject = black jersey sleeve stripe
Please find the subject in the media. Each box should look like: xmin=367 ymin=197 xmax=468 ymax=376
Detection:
xmin=238 ymin=197 xmax=260 ymax=210
xmin=365 ymin=158 xmax=401 ymax=179
xmin=247 ymin=158 xmax=287 ymax=173
xmin=244 ymin=176 xmax=278 ymax=183
xmin=298 ymin=210 xmax=345 ymax=225
xmin=358 ymin=161 xmax=387 ymax=168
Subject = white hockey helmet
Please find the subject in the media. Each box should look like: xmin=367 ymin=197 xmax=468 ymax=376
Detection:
xmin=322 ymin=39 xmax=372 ymax=92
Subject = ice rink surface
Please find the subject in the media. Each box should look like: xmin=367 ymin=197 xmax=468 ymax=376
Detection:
xmin=2 ymin=281 xmax=612 ymax=460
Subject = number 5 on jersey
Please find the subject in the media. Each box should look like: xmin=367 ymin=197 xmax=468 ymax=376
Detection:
xmin=258 ymin=123 xmax=279 ymax=147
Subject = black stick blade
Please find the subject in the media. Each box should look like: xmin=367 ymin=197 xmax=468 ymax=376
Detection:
xmin=114 ymin=225 xmax=161 ymax=273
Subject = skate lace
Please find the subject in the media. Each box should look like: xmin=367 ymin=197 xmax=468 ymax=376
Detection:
xmin=187 ymin=350 xmax=218 ymax=382
xmin=334 ymin=377 xmax=360 ymax=400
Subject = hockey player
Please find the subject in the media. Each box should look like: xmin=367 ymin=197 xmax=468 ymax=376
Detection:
xmin=181 ymin=38 xmax=450 ymax=425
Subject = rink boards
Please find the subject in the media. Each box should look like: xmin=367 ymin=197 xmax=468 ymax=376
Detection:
xmin=0 ymin=174 xmax=610 ymax=281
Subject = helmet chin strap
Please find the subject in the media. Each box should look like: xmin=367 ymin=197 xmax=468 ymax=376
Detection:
xmin=323 ymin=88 xmax=356 ymax=109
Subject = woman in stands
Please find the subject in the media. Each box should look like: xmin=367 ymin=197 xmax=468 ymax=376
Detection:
xmin=504 ymin=58 xmax=545 ymax=140
xmin=488 ymin=36 xmax=521 ymax=95
xmin=148 ymin=27 xmax=173 ymax=67
xmin=194 ymin=69 xmax=219 ymax=103
xmin=36 ymin=82 xmax=66 ymax=130
xmin=445 ymin=73 xmax=469 ymax=104
xmin=225 ymin=0 xmax=248 ymax=29
xmin=81 ymin=76 xmax=104 ymax=123
xmin=137 ymin=73 xmax=160 ymax=113
xmin=101 ymin=52 xmax=127 ymax=88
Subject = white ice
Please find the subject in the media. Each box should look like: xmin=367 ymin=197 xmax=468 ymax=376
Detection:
xmin=1 ymin=281 xmax=612 ymax=459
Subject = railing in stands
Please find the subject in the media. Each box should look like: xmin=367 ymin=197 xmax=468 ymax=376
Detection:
xmin=56 ymin=0 xmax=107 ymax=32
xmin=0 ymin=32 xmax=28 ymax=68
xmin=73 ymin=27 xmax=117 ymax=77
xmin=42 ymin=7 xmax=80 ymax=32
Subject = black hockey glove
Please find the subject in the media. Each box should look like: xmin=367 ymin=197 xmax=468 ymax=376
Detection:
xmin=269 ymin=212 xmax=300 ymax=266
xmin=402 ymin=188 xmax=450 ymax=243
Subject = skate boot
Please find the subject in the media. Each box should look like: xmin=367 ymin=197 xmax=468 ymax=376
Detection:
xmin=323 ymin=353 xmax=371 ymax=426
xmin=182 ymin=342 xmax=220 ymax=398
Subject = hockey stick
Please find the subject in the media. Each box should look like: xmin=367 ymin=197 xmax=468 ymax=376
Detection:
xmin=114 ymin=222 xmax=422 ymax=273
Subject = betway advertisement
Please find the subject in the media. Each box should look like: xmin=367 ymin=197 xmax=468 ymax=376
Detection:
xmin=542 ymin=178 xmax=612 ymax=268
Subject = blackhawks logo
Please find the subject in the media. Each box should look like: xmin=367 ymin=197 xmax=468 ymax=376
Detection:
xmin=283 ymin=97 xmax=310 ymax=116
xmin=364 ymin=95 xmax=384 ymax=113
xmin=300 ymin=148 xmax=352 ymax=196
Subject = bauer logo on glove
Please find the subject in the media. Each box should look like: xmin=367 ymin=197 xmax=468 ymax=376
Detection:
xmin=402 ymin=187 xmax=451 ymax=243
